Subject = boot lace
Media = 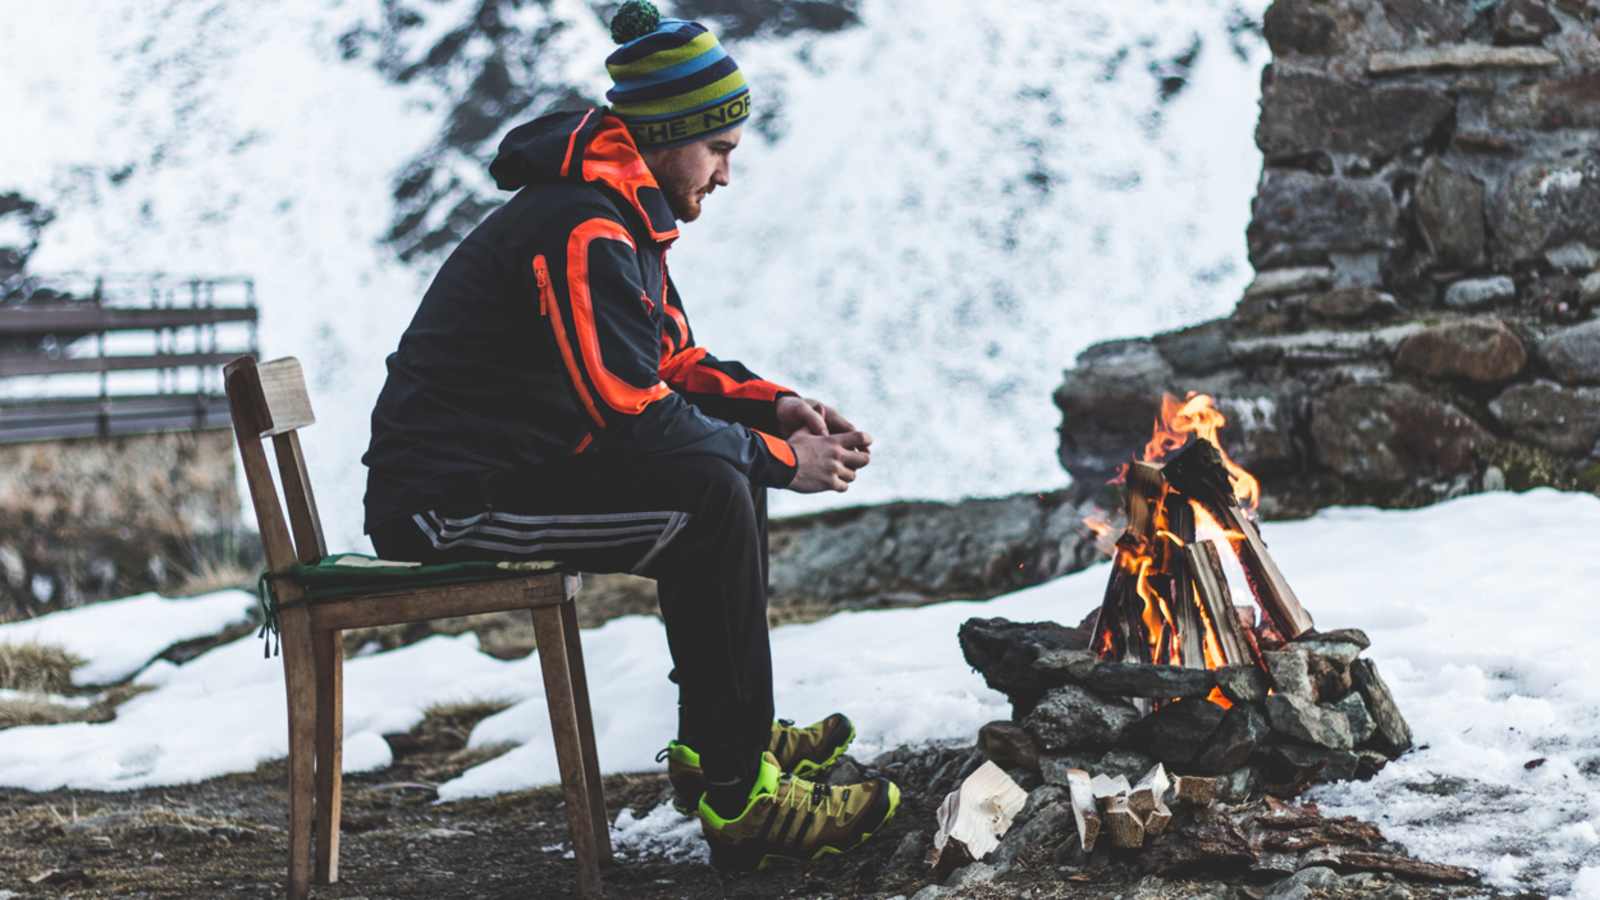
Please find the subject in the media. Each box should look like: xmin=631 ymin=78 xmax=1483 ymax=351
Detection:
xmin=775 ymin=773 xmax=845 ymax=821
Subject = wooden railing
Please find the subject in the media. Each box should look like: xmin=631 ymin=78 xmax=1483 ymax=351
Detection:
xmin=0 ymin=275 xmax=259 ymax=443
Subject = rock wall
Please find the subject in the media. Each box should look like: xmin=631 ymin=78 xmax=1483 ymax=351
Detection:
xmin=0 ymin=430 xmax=242 ymax=621
xmin=1057 ymin=0 xmax=1600 ymax=517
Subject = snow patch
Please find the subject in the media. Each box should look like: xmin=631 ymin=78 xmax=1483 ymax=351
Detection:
xmin=610 ymin=802 xmax=709 ymax=864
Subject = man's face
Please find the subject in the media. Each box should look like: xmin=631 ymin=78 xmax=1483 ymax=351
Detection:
xmin=642 ymin=125 xmax=741 ymax=223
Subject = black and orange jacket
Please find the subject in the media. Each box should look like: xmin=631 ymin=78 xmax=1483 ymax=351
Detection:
xmin=361 ymin=109 xmax=798 ymax=532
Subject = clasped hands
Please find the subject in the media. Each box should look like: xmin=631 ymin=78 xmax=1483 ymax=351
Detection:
xmin=775 ymin=396 xmax=871 ymax=494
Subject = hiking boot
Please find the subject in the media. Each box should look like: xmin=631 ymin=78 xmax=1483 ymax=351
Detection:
xmin=659 ymin=714 xmax=856 ymax=814
xmin=696 ymin=751 xmax=900 ymax=872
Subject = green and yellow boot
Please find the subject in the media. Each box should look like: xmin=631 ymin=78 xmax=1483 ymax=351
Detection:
xmin=696 ymin=751 xmax=900 ymax=872
xmin=659 ymin=714 xmax=856 ymax=814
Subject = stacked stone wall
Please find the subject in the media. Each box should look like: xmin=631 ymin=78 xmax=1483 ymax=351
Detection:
xmin=1057 ymin=0 xmax=1600 ymax=517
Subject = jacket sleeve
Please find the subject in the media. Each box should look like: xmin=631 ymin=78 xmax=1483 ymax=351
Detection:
xmin=533 ymin=214 xmax=797 ymax=488
xmin=657 ymin=273 xmax=798 ymax=435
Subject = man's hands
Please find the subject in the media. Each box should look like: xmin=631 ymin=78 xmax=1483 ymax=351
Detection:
xmin=789 ymin=430 xmax=872 ymax=493
xmin=776 ymin=396 xmax=870 ymax=493
xmin=776 ymin=396 xmax=855 ymax=438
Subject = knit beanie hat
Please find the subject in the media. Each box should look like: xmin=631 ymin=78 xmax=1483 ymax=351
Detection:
xmin=605 ymin=1 xmax=751 ymax=149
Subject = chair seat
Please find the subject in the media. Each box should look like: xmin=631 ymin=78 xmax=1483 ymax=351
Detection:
xmin=256 ymin=553 xmax=563 ymax=652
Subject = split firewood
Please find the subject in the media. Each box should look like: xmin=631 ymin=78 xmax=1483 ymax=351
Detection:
xmin=1102 ymin=795 xmax=1146 ymax=849
xmin=1169 ymin=775 xmax=1219 ymax=806
xmin=1143 ymin=799 xmax=1173 ymax=837
xmin=1090 ymin=773 xmax=1132 ymax=810
xmin=929 ymin=761 xmax=1028 ymax=867
xmin=1064 ymin=768 xmax=1101 ymax=853
xmin=1128 ymin=763 xmax=1170 ymax=817
xmin=1162 ymin=439 xmax=1314 ymax=639
xmin=1185 ymin=540 xmax=1255 ymax=666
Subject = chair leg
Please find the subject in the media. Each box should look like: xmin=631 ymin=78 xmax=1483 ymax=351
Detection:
xmin=279 ymin=607 xmax=317 ymax=900
xmin=313 ymin=628 xmax=344 ymax=885
xmin=559 ymin=599 xmax=611 ymax=862
xmin=531 ymin=606 xmax=603 ymax=900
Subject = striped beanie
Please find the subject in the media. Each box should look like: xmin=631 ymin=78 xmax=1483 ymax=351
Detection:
xmin=605 ymin=1 xmax=751 ymax=149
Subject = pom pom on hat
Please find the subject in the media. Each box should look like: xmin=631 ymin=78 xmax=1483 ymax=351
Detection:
xmin=610 ymin=0 xmax=661 ymax=44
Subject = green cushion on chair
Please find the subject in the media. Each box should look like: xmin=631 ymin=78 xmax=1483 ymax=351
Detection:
xmin=253 ymin=553 xmax=562 ymax=656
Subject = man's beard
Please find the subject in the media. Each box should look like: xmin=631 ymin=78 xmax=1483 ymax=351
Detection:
xmin=667 ymin=182 xmax=710 ymax=222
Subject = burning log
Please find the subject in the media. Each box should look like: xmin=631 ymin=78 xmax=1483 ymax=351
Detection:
xmin=1163 ymin=440 xmax=1314 ymax=639
xmin=1064 ymin=768 xmax=1101 ymax=853
xmin=1184 ymin=540 xmax=1256 ymax=668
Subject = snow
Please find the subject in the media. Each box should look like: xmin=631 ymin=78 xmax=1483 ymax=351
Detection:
xmin=0 ymin=589 xmax=254 ymax=686
xmin=610 ymin=801 xmax=710 ymax=865
xmin=1 ymin=489 xmax=1597 ymax=893
xmin=0 ymin=0 xmax=1271 ymax=547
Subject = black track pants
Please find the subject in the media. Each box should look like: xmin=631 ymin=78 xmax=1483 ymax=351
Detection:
xmin=368 ymin=453 xmax=773 ymax=788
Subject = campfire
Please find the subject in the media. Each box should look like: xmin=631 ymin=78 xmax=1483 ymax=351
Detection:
xmin=955 ymin=392 xmax=1431 ymax=871
xmin=1088 ymin=393 xmax=1314 ymax=707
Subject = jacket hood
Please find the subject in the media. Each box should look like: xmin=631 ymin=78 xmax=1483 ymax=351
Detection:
xmin=489 ymin=108 xmax=680 ymax=245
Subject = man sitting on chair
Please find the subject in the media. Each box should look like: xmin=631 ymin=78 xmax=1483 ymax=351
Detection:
xmin=360 ymin=0 xmax=899 ymax=871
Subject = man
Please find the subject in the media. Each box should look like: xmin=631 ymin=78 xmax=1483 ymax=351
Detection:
xmin=361 ymin=0 xmax=900 ymax=871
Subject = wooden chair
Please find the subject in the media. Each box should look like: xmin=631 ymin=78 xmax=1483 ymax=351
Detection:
xmin=222 ymin=355 xmax=611 ymax=899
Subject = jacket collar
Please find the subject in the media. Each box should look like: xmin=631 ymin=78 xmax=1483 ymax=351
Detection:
xmin=573 ymin=112 xmax=681 ymax=246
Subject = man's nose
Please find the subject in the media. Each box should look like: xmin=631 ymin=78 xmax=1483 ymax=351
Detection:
xmin=712 ymin=159 xmax=731 ymax=187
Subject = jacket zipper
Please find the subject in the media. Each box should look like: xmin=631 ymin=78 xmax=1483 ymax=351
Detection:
xmin=533 ymin=255 xmax=553 ymax=317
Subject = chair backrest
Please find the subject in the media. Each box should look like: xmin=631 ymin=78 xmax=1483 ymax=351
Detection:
xmin=223 ymin=356 xmax=328 ymax=571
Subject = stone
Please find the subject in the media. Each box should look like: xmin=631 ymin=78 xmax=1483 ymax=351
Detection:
xmin=1191 ymin=704 xmax=1270 ymax=774
xmin=1492 ymin=73 xmax=1600 ymax=131
xmin=1444 ymin=276 xmax=1516 ymax=310
xmin=988 ymin=792 xmax=1074 ymax=869
xmin=1021 ymin=684 xmax=1140 ymax=751
xmin=1490 ymin=380 xmax=1600 ymax=455
xmin=1334 ymin=692 xmax=1379 ymax=745
xmin=1261 ymin=743 xmax=1361 ymax=785
xmin=1263 ymin=0 xmax=1339 ymax=55
xmin=911 ymin=886 xmax=947 ymax=900
xmin=1380 ymin=0 xmax=1478 ymax=44
xmin=1123 ymin=698 xmax=1227 ymax=768
xmin=1542 ymin=320 xmax=1600 ymax=384
xmin=1304 ymin=627 xmax=1371 ymax=650
xmin=1031 ymin=648 xmax=1099 ymax=683
xmin=1490 ymin=155 xmax=1600 ymax=263
xmin=1265 ymin=693 xmax=1356 ymax=750
xmin=1217 ymin=766 xmax=1258 ymax=803
xmin=1299 ymin=642 xmax=1359 ymax=701
xmin=1039 ymin=748 xmax=1156 ymax=784
xmin=1097 ymin=748 xmax=1159 ymax=781
xmin=1526 ymin=274 xmax=1584 ymax=322
xmin=1311 ymin=383 xmax=1492 ymax=484
xmin=1394 ymin=319 xmax=1528 ymax=384
xmin=958 ymin=617 xmax=1093 ymax=714
xmin=1248 ymin=172 xmax=1400 ymax=268
xmin=946 ymin=862 xmax=997 ymax=888
xmin=1054 ymin=339 xmax=1176 ymax=483
xmin=1306 ymin=288 xmax=1400 ymax=321
xmin=1352 ymin=658 xmax=1414 ymax=756
xmin=1216 ymin=665 xmax=1270 ymax=704
xmin=1356 ymin=750 xmax=1391 ymax=780
xmin=1266 ymin=866 xmax=1340 ymax=900
xmin=1264 ymin=649 xmax=1315 ymax=699
xmin=1085 ymin=661 xmax=1217 ymax=699
xmin=1368 ymin=45 xmax=1560 ymax=74
xmin=1581 ymin=271 xmax=1600 ymax=306
xmin=1153 ymin=320 xmax=1235 ymax=374
xmin=1496 ymin=0 xmax=1561 ymax=44
xmin=1245 ymin=266 xmax=1336 ymax=299
xmin=1415 ymin=159 xmax=1487 ymax=269
xmin=978 ymin=721 xmax=1041 ymax=772
xmin=1547 ymin=242 xmax=1600 ymax=272
xmin=1256 ymin=69 xmax=1455 ymax=160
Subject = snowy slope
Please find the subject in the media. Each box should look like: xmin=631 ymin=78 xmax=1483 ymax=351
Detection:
xmin=1 ymin=490 xmax=1597 ymax=896
xmin=1 ymin=0 xmax=1269 ymax=547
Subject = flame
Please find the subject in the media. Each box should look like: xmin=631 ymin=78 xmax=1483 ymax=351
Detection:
xmin=1083 ymin=515 xmax=1119 ymax=557
xmin=1141 ymin=392 xmax=1260 ymax=513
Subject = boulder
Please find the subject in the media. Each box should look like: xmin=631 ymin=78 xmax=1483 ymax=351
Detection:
xmin=1039 ymin=748 xmax=1156 ymax=785
xmin=958 ymin=617 xmax=1093 ymax=714
xmin=1369 ymin=45 xmax=1560 ymax=74
xmin=1489 ymin=380 xmax=1600 ymax=455
xmin=1216 ymin=665 xmax=1271 ymax=704
xmin=1153 ymin=320 xmax=1235 ymax=374
xmin=978 ymin=721 xmax=1041 ymax=772
xmin=1333 ymin=692 xmax=1379 ymax=745
xmin=1260 ymin=743 xmax=1361 ymax=785
xmin=1492 ymin=73 xmax=1600 ymax=131
xmin=1311 ymin=383 xmax=1492 ymax=484
xmin=1443 ymin=276 xmax=1516 ymax=310
xmin=1490 ymin=155 xmax=1600 ymax=263
xmin=1021 ymin=685 xmax=1140 ymax=751
xmin=1299 ymin=640 xmax=1361 ymax=700
xmin=1393 ymin=319 xmax=1527 ymax=383
xmin=1256 ymin=69 xmax=1454 ymax=159
xmin=1265 ymin=649 xmax=1316 ymax=699
xmin=1249 ymin=172 xmax=1400 ymax=268
xmin=1123 ymin=698 xmax=1228 ymax=768
xmin=1415 ymin=159 xmax=1487 ymax=269
xmin=1192 ymin=704 xmax=1271 ymax=774
xmin=1263 ymin=0 xmax=1340 ymax=55
xmin=1495 ymin=0 xmax=1561 ymax=44
xmin=1352 ymin=658 xmax=1414 ymax=756
xmin=1539 ymin=320 xmax=1600 ymax=384
xmin=1265 ymin=693 xmax=1356 ymax=750
xmin=1085 ymin=661 xmax=1217 ymax=699
xmin=1306 ymin=288 xmax=1400 ymax=321
xmin=1304 ymin=627 xmax=1371 ymax=649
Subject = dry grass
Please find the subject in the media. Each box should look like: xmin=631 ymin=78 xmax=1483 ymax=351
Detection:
xmin=0 ymin=640 xmax=84 ymax=694
xmin=0 ymin=683 xmax=154 ymax=729
xmin=415 ymin=698 xmax=515 ymax=752
xmin=168 ymin=555 xmax=257 ymax=598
